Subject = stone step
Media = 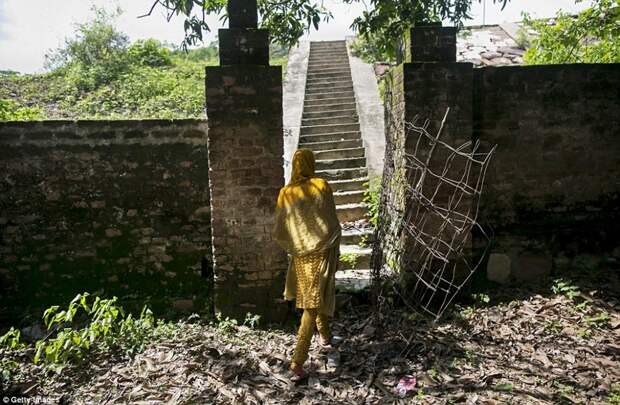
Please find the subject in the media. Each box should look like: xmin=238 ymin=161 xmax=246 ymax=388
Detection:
xmin=305 ymin=90 xmax=355 ymax=101
xmin=334 ymin=189 xmax=365 ymax=205
xmin=307 ymin=66 xmax=351 ymax=74
xmin=305 ymin=84 xmax=354 ymax=94
xmin=330 ymin=177 xmax=369 ymax=192
xmin=313 ymin=146 xmax=365 ymax=160
xmin=335 ymin=269 xmax=372 ymax=292
xmin=307 ymin=61 xmax=349 ymax=69
xmin=299 ymin=138 xmax=363 ymax=151
xmin=336 ymin=202 xmax=368 ymax=222
xmin=307 ymin=71 xmax=352 ymax=80
xmin=317 ymin=167 xmax=368 ymax=181
xmin=308 ymin=54 xmax=349 ymax=62
xmin=305 ymin=97 xmax=356 ymax=107
xmin=303 ymin=102 xmax=357 ymax=114
xmin=299 ymin=130 xmax=360 ymax=143
xmin=310 ymin=48 xmax=347 ymax=55
xmin=341 ymin=228 xmax=374 ymax=245
xmin=307 ymin=62 xmax=349 ymax=70
xmin=303 ymin=108 xmax=358 ymax=120
xmin=306 ymin=76 xmax=353 ymax=86
xmin=300 ymin=123 xmax=360 ymax=136
xmin=316 ymin=157 xmax=366 ymax=171
xmin=302 ymin=115 xmax=358 ymax=127
xmin=305 ymin=82 xmax=354 ymax=92
xmin=310 ymin=40 xmax=346 ymax=45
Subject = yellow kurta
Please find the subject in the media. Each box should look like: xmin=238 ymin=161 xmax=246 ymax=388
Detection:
xmin=273 ymin=149 xmax=341 ymax=317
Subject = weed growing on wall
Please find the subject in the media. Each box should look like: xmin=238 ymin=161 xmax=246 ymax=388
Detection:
xmin=363 ymin=176 xmax=382 ymax=226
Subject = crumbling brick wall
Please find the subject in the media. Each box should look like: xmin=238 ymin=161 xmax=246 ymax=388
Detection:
xmin=0 ymin=120 xmax=211 ymax=321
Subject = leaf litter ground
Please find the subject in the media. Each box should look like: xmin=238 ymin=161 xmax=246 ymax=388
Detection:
xmin=3 ymin=268 xmax=619 ymax=404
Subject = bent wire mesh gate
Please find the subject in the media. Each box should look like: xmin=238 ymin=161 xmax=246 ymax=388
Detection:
xmin=371 ymin=108 xmax=496 ymax=320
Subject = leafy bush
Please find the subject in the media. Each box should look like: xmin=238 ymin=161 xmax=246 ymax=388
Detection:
xmin=127 ymin=39 xmax=173 ymax=67
xmin=0 ymin=327 xmax=25 ymax=350
xmin=522 ymin=0 xmax=620 ymax=64
xmin=0 ymin=99 xmax=44 ymax=121
xmin=45 ymin=7 xmax=130 ymax=91
xmin=34 ymin=292 xmax=159 ymax=364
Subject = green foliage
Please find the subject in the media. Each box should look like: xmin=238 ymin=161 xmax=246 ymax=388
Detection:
xmin=45 ymin=7 xmax=130 ymax=91
xmin=523 ymin=0 xmax=620 ymax=64
xmin=33 ymin=292 xmax=159 ymax=365
xmin=608 ymin=383 xmax=620 ymax=404
xmin=148 ymin=0 xmax=509 ymax=61
xmin=0 ymin=359 xmax=20 ymax=387
xmin=0 ymin=327 xmax=26 ymax=350
xmin=0 ymin=99 xmax=44 ymax=121
xmin=243 ymin=312 xmax=261 ymax=329
xmin=363 ymin=177 xmax=381 ymax=226
xmin=127 ymin=39 xmax=173 ymax=67
xmin=214 ymin=312 xmax=238 ymax=335
xmin=340 ymin=253 xmax=359 ymax=267
xmin=0 ymin=9 xmax=290 ymax=120
xmin=495 ymin=382 xmax=514 ymax=391
xmin=551 ymin=278 xmax=581 ymax=301
xmin=345 ymin=0 xmax=511 ymax=62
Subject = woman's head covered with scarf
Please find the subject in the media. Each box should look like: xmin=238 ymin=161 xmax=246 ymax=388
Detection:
xmin=289 ymin=149 xmax=315 ymax=185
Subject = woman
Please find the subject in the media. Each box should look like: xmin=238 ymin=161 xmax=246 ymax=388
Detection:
xmin=273 ymin=148 xmax=342 ymax=382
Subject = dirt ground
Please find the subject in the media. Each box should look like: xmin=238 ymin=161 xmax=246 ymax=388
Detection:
xmin=2 ymin=267 xmax=619 ymax=404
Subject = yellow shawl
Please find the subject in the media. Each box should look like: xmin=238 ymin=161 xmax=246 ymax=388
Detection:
xmin=273 ymin=149 xmax=341 ymax=316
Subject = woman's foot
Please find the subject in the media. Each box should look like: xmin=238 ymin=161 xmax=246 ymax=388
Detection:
xmin=289 ymin=364 xmax=307 ymax=383
xmin=319 ymin=334 xmax=333 ymax=349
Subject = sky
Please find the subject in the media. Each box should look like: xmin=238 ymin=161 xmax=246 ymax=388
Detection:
xmin=0 ymin=0 xmax=592 ymax=73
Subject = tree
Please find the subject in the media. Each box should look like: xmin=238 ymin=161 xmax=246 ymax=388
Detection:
xmin=522 ymin=0 xmax=620 ymax=64
xmin=142 ymin=0 xmax=509 ymax=56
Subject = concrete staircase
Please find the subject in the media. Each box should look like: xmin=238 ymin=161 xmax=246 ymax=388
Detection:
xmin=300 ymin=41 xmax=373 ymax=291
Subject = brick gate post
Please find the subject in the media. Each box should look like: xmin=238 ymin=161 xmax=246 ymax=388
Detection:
xmin=205 ymin=0 xmax=288 ymax=322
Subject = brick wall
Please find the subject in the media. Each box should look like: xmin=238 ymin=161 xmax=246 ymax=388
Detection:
xmin=0 ymin=120 xmax=211 ymax=321
xmin=383 ymin=25 xmax=620 ymax=285
xmin=474 ymin=64 xmax=620 ymax=281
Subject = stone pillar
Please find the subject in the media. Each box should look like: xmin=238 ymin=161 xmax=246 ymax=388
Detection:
xmin=205 ymin=0 xmax=288 ymax=322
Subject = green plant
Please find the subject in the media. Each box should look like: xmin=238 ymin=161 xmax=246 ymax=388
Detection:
xmin=585 ymin=311 xmax=610 ymax=328
xmin=215 ymin=312 xmax=238 ymax=335
xmin=127 ymin=39 xmax=172 ymax=67
xmin=0 ymin=327 xmax=26 ymax=350
xmin=0 ymin=359 xmax=20 ymax=387
xmin=358 ymin=234 xmax=369 ymax=248
xmin=608 ymin=383 xmax=620 ymax=404
xmin=544 ymin=319 xmax=563 ymax=334
xmin=522 ymin=0 xmax=620 ymax=64
xmin=471 ymin=293 xmax=490 ymax=305
xmin=33 ymin=292 xmax=159 ymax=364
xmin=340 ymin=252 xmax=359 ymax=268
xmin=243 ymin=312 xmax=261 ymax=329
xmin=45 ymin=6 xmax=130 ymax=91
xmin=146 ymin=0 xmax=509 ymax=60
xmin=363 ymin=177 xmax=381 ymax=226
xmin=551 ymin=278 xmax=581 ymax=301
xmin=495 ymin=382 xmax=514 ymax=391
xmin=0 ymin=99 xmax=44 ymax=121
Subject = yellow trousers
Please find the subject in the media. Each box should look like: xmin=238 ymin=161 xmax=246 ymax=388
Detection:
xmin=290 ymin=308 xmax=330 ymax=369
